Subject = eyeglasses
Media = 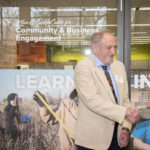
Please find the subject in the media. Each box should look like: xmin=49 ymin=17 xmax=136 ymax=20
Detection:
xmin=106 ymin=45 xmax=117 ymax=51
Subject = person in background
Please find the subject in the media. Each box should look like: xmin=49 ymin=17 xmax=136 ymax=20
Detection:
xmin=74 ymin=31 xmax=140 ymax=150
xmin=33 ymin=90 xmax=78 ymax=150
xmin=132 ymin=120 xmax=150 ymax=150
xmin=4 ymin=93 xmax=21 ymax=141
xmin=132 ymin=106 xmax=150 ymax=150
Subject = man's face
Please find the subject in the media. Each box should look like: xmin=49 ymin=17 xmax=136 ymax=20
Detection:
xmin=92 ymin=33 xmax=117 ymax=65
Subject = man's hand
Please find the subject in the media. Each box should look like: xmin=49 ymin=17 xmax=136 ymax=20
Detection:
xmin=119 ymin=128 xmax=130 ymax=148
xmin=125 ymin=108 xmax=140 ymax=124
xmin=33 ymin=91 xmax=47 ymax=107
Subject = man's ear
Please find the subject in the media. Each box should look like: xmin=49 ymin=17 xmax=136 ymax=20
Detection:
xmin=92 ymin=43 xmax=97 ymax=54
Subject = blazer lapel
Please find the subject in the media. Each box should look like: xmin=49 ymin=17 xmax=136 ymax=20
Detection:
xmin=94 ymin=67 xmax=116 ymax=103
xmin=110 ymin=64 xmax=122 ymax=105
xmin=88 ymin=55 xmax=117 ymax=104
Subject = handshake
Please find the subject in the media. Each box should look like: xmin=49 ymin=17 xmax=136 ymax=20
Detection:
xmin=125 ymin=108 xmax=140 ymax=124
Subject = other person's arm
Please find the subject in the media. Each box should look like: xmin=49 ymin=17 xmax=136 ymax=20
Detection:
xmin=133 ymin=137 xmax=150 ymax=150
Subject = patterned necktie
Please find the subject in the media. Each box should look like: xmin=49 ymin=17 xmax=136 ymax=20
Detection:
xmin=102 ymin=66 xmax=118 ymax=104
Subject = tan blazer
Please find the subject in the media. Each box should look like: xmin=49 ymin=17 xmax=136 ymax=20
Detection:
xmin=74 ymin=55 xmax=132 ymax=150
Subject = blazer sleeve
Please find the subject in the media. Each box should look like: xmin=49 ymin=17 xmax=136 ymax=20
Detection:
xmin=121 ymin=63 xmax=132 ymax=130
xmin=74 ymin=60 xmax=127 ymax=124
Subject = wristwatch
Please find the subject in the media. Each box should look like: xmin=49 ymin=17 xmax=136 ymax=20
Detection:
xmin=122 ymin=127 xmax=130 ymax=133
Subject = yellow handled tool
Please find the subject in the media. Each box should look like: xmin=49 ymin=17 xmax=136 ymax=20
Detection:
xmin=35 ymin=91 xmax=75 ymax=139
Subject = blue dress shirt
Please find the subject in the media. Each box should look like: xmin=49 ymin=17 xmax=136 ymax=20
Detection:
xmin=94 ymin=54 xmax=120 ymax=104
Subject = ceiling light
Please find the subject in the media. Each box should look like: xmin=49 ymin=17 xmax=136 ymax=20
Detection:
xmin=84 ymin=49 xmax=92 ymax=55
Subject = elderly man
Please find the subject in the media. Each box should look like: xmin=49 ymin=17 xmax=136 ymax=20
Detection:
xmin=74 ymin=31 xmax=140 ymax=150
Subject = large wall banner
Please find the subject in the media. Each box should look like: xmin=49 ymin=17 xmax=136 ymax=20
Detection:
xmin=0 ymin=70 xmax=77 ymax=150
xmin=0 ymin=70 xmax=150 ymax=150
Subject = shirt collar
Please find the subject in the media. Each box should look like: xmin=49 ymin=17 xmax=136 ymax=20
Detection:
xmin=93 ymin=54 xmax=110 ymax=70
xmin=93 ymin=54 xmax=105 ymax=67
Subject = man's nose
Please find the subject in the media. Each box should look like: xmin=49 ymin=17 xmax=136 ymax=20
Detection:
xmin=110 ymin=47 xmax=116 ymax=55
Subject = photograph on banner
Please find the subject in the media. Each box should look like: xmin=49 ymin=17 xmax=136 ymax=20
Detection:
xmin=0 ymin=69 xmax=77 ymax=150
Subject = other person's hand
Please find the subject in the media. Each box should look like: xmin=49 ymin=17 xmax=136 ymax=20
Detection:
xmin=125 ymin=108 xmax=140 ymax=124
xmin=33 ymin=91 xmax=47 ymax=107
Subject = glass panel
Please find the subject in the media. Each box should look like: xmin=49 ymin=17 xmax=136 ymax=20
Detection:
xmin=50 ymin=6 xmax=117 ymax=64
xmin=57 ymin=7 xmax=80 ymax=16
xmin=131 ymin=3 xmax=150 ymax=69
xmin=131 ymin=0 xmax=150 ymax=105
xmin=0 ymin=0 xmax=117 ymax=69
xmin=3 ymin=18 xmax=19 ymax=39
xmin=31 ymin=7 xmax=51 ymax=17
xmin=0 ymin=7 xmax=1 ymax=41
xmin=2 ymin=7 xmax=19 ymax=17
